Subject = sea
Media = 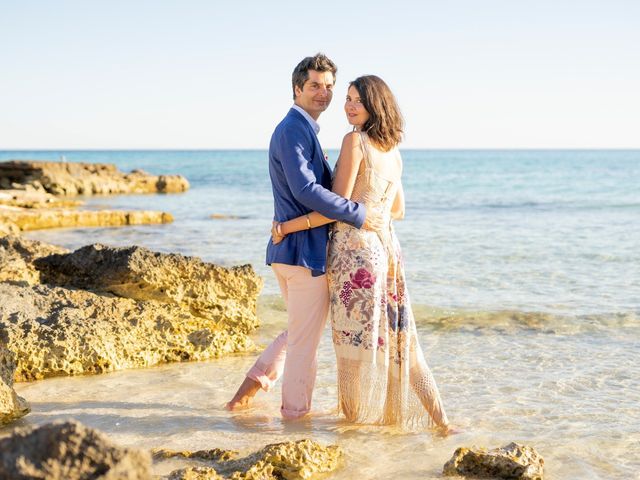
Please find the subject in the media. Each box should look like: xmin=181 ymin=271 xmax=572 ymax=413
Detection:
xmin=0 ymin=149 xmax=638 ymax=479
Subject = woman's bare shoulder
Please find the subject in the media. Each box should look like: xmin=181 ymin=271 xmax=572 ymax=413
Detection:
xmin=341 ymin=130 xmax=363 ymax=147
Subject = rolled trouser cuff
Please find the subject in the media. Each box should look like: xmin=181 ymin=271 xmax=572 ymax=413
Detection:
xmin=247 ymin=365 xmax=275 ymax=392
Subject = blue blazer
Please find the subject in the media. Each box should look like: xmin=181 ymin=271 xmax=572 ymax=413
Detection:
xmin=266 ymin=108 xmax=366 ymax=275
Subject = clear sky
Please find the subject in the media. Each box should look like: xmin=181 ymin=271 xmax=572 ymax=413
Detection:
xmin=1 ymin=0 xmax=638 ymax=149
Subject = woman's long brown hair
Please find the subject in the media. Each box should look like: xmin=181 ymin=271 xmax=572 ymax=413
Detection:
xmin=350 ymin=75 xmax=404 ymax=151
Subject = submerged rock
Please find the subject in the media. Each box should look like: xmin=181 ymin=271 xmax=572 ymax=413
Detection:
xmin=153 ymin=448 xmax=238 ymax=462
xmin=0 ymin=234 xmax=68 ymax=285
xmin=35 ymin=244 xmax=263 ymax=333
xmin=0 ymin=343 xmax=30 ymax=425
xmin=0 ymin=283 xmax=255 ymax=382
xmin=443 ymin=442 xmax=544 ymax=480
xmin=0 ymin=420 xmax=151 ymax=479
xmin=167 ymin=467 xmax=224 ymax=480
xmin=0 ymin=160 xmax=189 ymax=196
xmin=160 ymin=439 xmax=343 ymax=480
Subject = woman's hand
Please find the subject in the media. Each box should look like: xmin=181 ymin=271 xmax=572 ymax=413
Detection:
xmin=271 ymin=221 xmax=286 ymax=245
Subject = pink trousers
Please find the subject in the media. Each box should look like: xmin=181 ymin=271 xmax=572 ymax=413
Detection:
xmin=247 ymin=263 xmax=329 ymax=419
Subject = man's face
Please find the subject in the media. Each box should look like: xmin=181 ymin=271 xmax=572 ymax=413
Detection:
xmin=294 ymin=69 xmax=335 ymax=120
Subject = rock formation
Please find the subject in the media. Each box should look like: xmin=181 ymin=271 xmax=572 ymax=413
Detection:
xmin=0 ymin=420 xmax=151 ymax=479
xmin=443 ymin=442 xmax=544 ymax=480
xmin=0 ymin=161 xmax=183 ymax=233
xmin=154 ymin=448 xmax=238 ymax=462
xmin=0 ymin=188 xmax=82 ymax=209
xmin=35 ymin=244 xmax=262 ymax=333
xmin=0 ymin=234 xmax=68 ymax=285
xmin=167 ymin=467 xmax=223 ymax=480
xmin=0 ymin=220 xmax=19 ymax=236
xmin=0 ymin=206 xmax=173 ymax=231
xmin=157 ymin=439 xmax=343 ymax=480
xmin=0 ymin=343 xmax=30 ymax=425
xmin=0 ymin=282 xmax=255 ymax=382
xmin=0 ymin=237 xmax=262 ymax=382
xmin=0 ymin=160 xmax=189 ymax=196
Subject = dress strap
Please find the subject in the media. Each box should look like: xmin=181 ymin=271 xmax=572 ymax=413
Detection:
xmin=357 ymin=131 xmax=373 ymax=169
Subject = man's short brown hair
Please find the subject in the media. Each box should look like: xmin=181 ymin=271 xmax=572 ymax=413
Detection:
xmin=291 ymin=53 xmax=337 ymax=100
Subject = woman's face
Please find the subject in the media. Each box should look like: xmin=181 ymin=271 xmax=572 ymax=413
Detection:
xmin=344 ymin=85 xmax=370 ymax=129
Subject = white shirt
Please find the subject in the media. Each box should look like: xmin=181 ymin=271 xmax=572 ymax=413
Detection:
xmin=292 ymin=104 xmax=320 ymax=135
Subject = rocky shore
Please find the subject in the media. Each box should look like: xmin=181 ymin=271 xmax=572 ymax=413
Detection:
xmin=0 ymin=160 xmax=189 ymax=196
xmin=0 ymin=159 xmax=548 ymax=480
xmin=0 ymin=159 xmax=188 ymax=233
xmin=0 ymin=159 xmax=263 ymax=418
xmin=0 ymin=344 xmax=30 ymax=426
xmin=0 ymin=159 xmax=352 ymax=479
xmin=0 ymin=420 xmax=343 ymax=480
xmin=0 ymin=237 xmax=262 ymax=383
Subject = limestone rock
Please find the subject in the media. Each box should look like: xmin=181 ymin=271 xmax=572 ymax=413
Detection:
xmin=0 ymin=206 xmax=173 ymax=231
xmin=0 ymin=188 xmax=82 ymax=209
xmin=0 ymin=220 xmax=19 ymax=236
xmin=153 ymin=448 xmax=238 ymax=462
xmin=232 ymin=439 xmax=343 ymax=480
xmin=35 ymin=244 xmax=263 ymax=334
xmin=161 ymin=440 xmax=343 ymax=480
xmin=0 ymin=283 xmax=254 ymax=382
xmin=0 ymin=160 xmax=189 ymax=196
xmin=167 ymin=467 xmax=224 ymax=480
xmin=0 ymin=234 xmax=68 ymax=284
xmin=0 ymin=343 xmax=30 ymax=425
xmin=0 ymin=420 xmax=151 ymax=479
xmin=443 ymin=442 xmax=544 ymax=480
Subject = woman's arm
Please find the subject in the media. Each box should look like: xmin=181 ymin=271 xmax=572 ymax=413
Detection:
xmin=391 ymin=182 xmax=405 ymax=220
xmin=277 ymin=132 xmax=364 ymax=236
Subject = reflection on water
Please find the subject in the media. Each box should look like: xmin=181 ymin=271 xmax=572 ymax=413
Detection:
xmin=4 ymin=301 xmax=639 ymax=479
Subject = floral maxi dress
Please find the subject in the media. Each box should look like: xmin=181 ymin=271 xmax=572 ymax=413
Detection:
xmin=327 ymin=133 xmax=449 ymax=429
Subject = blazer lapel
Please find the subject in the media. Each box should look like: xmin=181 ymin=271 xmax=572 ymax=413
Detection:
xmin=288 ymin=108 xmax=332 ymax=182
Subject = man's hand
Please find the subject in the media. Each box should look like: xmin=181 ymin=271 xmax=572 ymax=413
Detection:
xmin=271 ymin=221 xmax=286 ymax=245
xmin=362 ymin=207 xmax=385 ymax=232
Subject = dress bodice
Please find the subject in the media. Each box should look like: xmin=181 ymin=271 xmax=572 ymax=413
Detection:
xmin=346 ymin=132 xmax=400 ymax=223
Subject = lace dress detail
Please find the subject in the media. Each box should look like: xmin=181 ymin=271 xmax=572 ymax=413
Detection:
xmin=327 ymin=132 xmax=449 ymax=429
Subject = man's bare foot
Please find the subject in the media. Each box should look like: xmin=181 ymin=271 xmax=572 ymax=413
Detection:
xmin=226 ymin=377 xmax=261 ymax=411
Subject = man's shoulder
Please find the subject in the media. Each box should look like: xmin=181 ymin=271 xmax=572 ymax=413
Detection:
xmin=272 ymin=109 xmax=311 ymax=140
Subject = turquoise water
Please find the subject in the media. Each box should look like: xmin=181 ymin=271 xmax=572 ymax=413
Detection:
xmin=2 ymin=149 xmax=638 ymax=316
xmin=1 ymin=150 xmax=639 ymax=478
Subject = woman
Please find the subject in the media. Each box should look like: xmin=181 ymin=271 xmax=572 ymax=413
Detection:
xmin=273 ymin=75 xmax=452 ymax=432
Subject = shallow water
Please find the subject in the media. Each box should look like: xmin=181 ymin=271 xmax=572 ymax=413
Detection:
xmin=2 ymin=149 xmax=639 ymax=478
xmin=4 ymin=298 xmax=639 ymax=479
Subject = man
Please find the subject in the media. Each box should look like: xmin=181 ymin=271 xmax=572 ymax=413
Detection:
xmin=227 ymin=53 xmax=379 ymax=419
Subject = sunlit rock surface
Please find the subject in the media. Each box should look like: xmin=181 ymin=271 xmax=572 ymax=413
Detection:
xmin=0 ymin=283 xmax=255 ymax=382
xmin=0 ymin=219 xmax=19 ymax=236
xmin=35 ymin=244 xmax=263 ymax=334
xmin=0 ymin=234 xmax=68 ymax=285
xmin=0 ymin=420 xmax=151 ymax=479
xmin=159 ymin=439 xmax=343 ymax=480
xmin=0 ymin=188 xmax=82 ymax=208
xmin=0 ymin=344 xmax=30 ymax=425
xmin=443 ymin=442 xmax=544 ymax=479
xmin=0 ymin=206 xmax=173 ymax=231
xmin=167 ymin=467 xmax=224 ymax=480
xmin=0 ymin=160 xmax=189 ymax=195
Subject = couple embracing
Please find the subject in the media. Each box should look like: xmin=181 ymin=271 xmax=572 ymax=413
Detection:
xmin=227 ymin=53 xmax=453 ymax=435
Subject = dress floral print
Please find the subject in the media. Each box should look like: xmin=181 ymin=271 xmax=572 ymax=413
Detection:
xmin=327 ymin=133 xmax=449 ymax=429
